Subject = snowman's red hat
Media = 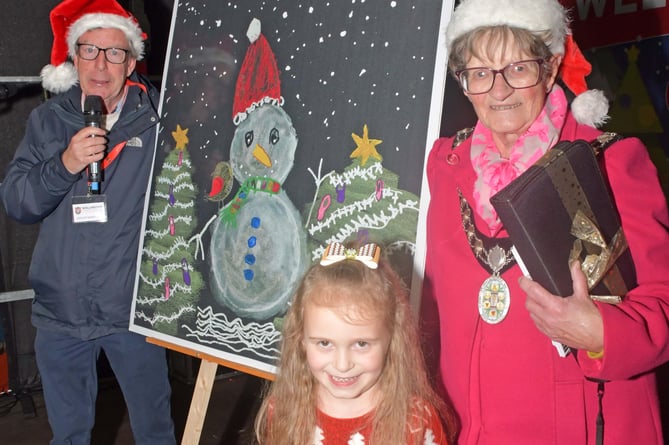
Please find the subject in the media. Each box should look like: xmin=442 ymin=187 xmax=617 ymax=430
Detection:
xmin=446 ymin=0 xmax=608 ymax=128
xmin=232 ymin=18 xmax=283 ymax=125
xmin=41 ymin=0 xmax=147 ymax=94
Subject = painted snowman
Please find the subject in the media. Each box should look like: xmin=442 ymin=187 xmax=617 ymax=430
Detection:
xmin=209 ymin=18 xmax=307 ymax=320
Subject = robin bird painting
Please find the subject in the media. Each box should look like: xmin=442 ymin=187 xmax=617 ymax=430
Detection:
xmin=207 ymin=161 xmax=234 ymax=202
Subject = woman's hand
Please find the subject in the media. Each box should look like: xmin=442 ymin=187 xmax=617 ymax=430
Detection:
xmin=520 ymin=261 xmax=604 ymax=353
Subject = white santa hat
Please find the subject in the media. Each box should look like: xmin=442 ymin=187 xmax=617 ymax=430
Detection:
xmin=41 ymin=0 xmax=147 ymax=94
xmin=445 ymin=0 xmax=609 ymax=128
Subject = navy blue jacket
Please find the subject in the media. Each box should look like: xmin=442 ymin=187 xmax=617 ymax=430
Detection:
xmin=0 ymin=73 xmax=159 ymax=340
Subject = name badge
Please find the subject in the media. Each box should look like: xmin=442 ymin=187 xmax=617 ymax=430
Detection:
xmin=72 ymin=195 xmax=108 ymax=223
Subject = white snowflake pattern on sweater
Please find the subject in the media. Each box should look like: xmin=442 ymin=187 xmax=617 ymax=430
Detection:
xmin=312 ymin=400 xmax=446 ymax=444
xmin=311 ymin=425 xmax=439 ymax=444
xmin=313 ymin=426 xmax=325 ymax=445
xmin=348 ymin=432 xmax=365 ymax=445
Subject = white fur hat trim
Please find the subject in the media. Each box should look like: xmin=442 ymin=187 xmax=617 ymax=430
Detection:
xmin=67 ymin=13 xmax=145 ymax=60
xmin=446 ymin=0 xmax=570 ymax=55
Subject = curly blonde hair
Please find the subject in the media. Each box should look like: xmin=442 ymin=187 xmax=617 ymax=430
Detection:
xmin=254 ymin=253 xmax=456 ymax=444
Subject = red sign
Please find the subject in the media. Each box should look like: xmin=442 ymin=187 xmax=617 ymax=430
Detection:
xmin=560 ymin=0 xmax=669 ymax=49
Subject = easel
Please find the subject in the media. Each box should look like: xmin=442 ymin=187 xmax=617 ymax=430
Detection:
xmin=147 ymin=337 xmax=274 ymax=445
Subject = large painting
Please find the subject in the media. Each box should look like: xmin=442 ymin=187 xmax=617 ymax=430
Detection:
xmin=130 ymin=0 xmax=453 ymax=375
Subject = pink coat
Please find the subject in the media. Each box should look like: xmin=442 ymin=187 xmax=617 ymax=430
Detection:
xmin=423 ymin=113 xmax=669 ymax=444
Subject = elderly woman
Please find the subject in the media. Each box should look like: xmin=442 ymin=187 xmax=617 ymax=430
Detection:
xmin=422 ymin=0 xmax=669 ymax=443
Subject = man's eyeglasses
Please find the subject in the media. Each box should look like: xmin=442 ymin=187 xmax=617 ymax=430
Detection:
xmin=455 ymin=59 xmax=546 ymax=95
xmin=76 ymin=43 xmax=130 ymax=64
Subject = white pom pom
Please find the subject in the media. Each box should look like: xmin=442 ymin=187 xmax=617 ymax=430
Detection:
xmin=40 ymin=63 xmax=79 ymax=94
xmin=571 ymin=89 xmax=609 ymax=128
xmin=246 ymin=18 xmax=261 ymax=43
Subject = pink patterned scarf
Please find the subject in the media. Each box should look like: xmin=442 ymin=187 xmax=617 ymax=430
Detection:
xmin=470 ymin=85 xmax=569 ymax=235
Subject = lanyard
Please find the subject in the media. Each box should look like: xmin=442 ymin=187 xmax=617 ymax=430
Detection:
xmin=102 ymin=140 xmax=127 ymax=170
xmin=86 ymin=140 xmax=127 ymax=195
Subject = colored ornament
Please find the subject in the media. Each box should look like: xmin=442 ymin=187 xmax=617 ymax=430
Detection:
xmin=317 ymin=194 xmax=331 ymax=221
xmin=336 ymin=184 xmax=346 ymax=203
xmin=375 ymin=179 xmax=384 ymax=201
xmin=169 ymin=215 xmax=175 ymax=236
xmin=181 ymin=258 xmax=191 ymax=286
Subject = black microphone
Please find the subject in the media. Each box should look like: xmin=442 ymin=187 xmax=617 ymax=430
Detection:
xmin=83 ymin=95 xmax=104 ymax=194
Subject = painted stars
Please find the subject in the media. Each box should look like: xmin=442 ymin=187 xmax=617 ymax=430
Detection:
xmin=172 ymin=124 xmax=189 ymax=150
xmin=350 ymin=124 xmax=382 ymax=166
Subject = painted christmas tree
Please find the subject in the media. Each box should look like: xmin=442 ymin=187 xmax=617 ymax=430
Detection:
xmin=304 ymin=124 xmax=420 ymax=282
xmin=135 ymin=124 xmax=204 ymax=335
xmin=602 ymin=44 xmax=668 ymax=196
xmin=606 ymin=45 xmax=662 ymax=134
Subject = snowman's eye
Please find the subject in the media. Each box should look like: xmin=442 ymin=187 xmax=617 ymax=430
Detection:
xmin=269 ymin=128 xmax=280 ymax=145
xmin=245 ymin=131 xmax=254 ymax=148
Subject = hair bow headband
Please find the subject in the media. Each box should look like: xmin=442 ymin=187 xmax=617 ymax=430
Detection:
xmin=320 ymin=242 xmax=381 ymax=269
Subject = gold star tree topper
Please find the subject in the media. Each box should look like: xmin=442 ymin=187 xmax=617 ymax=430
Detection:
xmin=172 ymin=124 xmax=189 ymax=150
xmin=350 ymin=124 xmax=382 ymax=166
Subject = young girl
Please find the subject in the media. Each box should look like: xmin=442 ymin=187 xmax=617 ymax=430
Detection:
xmin=255 ymin=242 xmax=455 ymax=444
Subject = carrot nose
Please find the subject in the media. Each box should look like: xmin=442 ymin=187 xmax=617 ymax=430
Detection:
xmin=253 ymin=144 xmax=272 ymax=167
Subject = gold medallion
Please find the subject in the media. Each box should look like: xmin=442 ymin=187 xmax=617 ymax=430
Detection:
xmin=459 ymin=190 xmax=515 ymax=324
xmin=478 ymin=275 xmax=510 ymax=324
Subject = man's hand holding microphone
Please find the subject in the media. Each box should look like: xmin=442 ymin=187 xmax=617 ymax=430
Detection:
xmin=61 ymin=95 xmax=106 ymax=194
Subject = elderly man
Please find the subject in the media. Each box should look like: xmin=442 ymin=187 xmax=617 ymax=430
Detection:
xmin=0 ymin=1 xmax=175 ymax=444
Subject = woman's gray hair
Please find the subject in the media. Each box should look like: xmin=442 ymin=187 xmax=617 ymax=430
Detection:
xmin=448 ymin=26 xmax=554 ymax=74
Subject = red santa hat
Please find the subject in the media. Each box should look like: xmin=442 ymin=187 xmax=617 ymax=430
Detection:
xmin=232 ymin=18 xmax=283 ymax=125
xmin=41 ymin=0 xmax=147 ymax=94
xmin=445 ymin=0 xmax=609 ymax=128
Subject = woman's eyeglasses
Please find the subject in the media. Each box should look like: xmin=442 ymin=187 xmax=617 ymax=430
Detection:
xmin=455 ymin=59 xmax=546 ymax=94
